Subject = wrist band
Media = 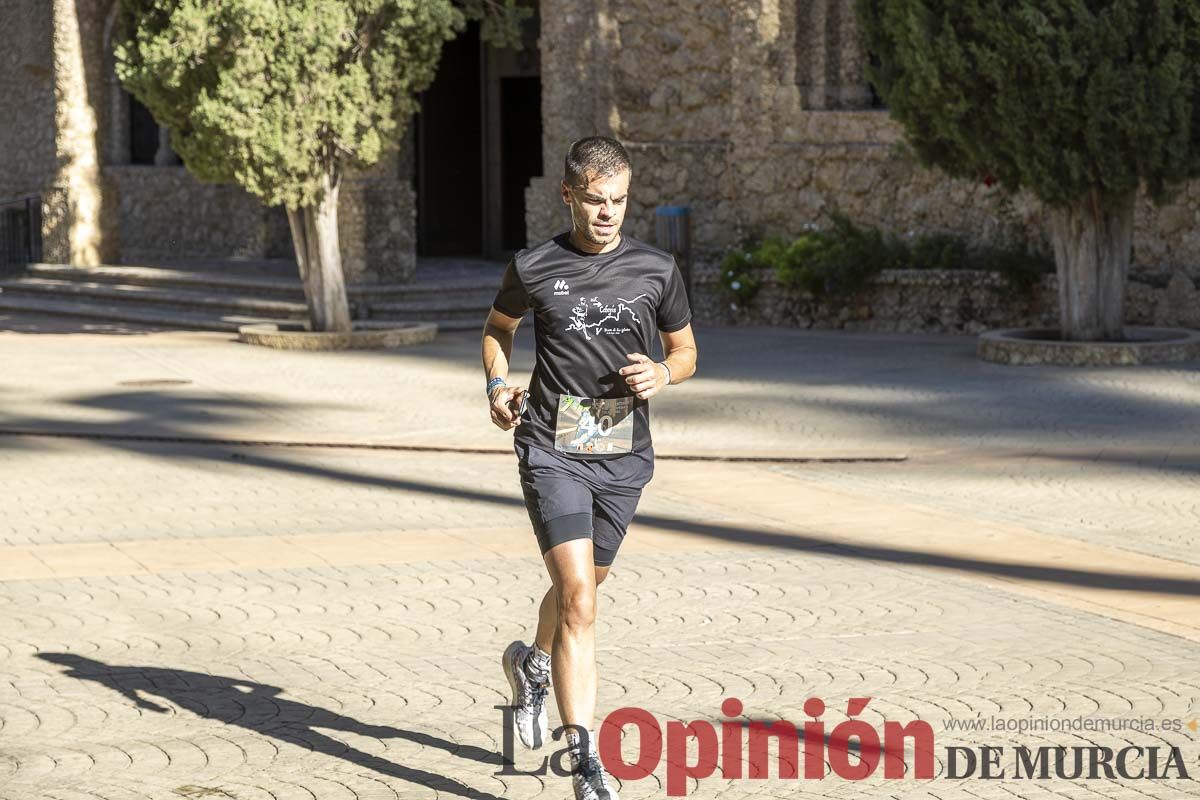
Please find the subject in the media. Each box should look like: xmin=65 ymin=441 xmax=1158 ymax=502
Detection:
xmin=658 ymin=361 xmax=672 ymax=385
xmin=486 ymin=376 xmax=506 ymax=397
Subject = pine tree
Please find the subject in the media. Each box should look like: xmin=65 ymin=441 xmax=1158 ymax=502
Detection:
xmin=114 ymin=0 xmax=527 ymax=332
xmin=857 ymin=0 xmax=1200 ymax=341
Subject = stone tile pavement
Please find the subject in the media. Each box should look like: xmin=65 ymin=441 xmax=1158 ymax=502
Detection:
xmin=0 ymin=317 xmax=1197 ymax=799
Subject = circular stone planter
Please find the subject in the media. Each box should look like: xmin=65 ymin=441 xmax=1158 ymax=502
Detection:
xmin=237 ymin=321 xmax=437 ymax=350
xmin=978 ymin=326 xmax=1200 ymax=366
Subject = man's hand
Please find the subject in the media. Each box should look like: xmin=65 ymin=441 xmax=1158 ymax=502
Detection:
xmin=620 ymin=352 xmax=667 ymax=400
xmin=490 ymin=385 xmax=528 ymax=430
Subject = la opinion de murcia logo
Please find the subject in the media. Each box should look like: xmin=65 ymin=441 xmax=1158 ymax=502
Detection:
xmin=553 ymin=279 xmax=570 ymax=296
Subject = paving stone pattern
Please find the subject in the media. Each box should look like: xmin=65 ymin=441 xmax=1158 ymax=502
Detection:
xmin=2 ymin=551 xmax=1197 ymax=799
xmin=0 ymin=320 xmax=1197 ymax=799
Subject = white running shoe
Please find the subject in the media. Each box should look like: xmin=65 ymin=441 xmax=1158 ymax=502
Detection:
xmin=572 ymin=748 xmax=620 ymax=800
xmin=502 ymin=640 xmax=549 ymax=749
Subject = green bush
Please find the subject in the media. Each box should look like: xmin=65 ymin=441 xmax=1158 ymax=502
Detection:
xmin=909 ymin=233 xmax=969 ymax=272
xmin=974 ymin=243 xmax=1057 ymax=296
xmin=718 ymin=215 xmax=1053 ymax=308
xmin=776 ymin=215 xmax=910 ymax=295
xmin=717 ymin=247 xmax=764 ymax=308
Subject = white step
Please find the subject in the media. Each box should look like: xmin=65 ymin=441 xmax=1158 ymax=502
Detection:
xmin=1 ymin=277 xmax=307 ymax=317
xmin=25 ymin=263 xmax=498 ymax=300
xmin=0 ymin=294 xmax=480 ymax=335
xmin=0 ymin=294 xmax=279 ymax=332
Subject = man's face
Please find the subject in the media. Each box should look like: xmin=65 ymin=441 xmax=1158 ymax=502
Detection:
xmin=561 ymin=168 xmax=630 ymax=249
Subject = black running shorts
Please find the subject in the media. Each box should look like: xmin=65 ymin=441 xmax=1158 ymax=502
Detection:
xmin=515 ymin=441 xmax=654 ymax=566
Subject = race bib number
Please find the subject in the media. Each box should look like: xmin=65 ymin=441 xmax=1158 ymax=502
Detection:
xmin=554 ymin=393 xmax=636 ymax=455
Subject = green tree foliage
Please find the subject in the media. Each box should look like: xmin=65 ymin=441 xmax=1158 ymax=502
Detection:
xmin=857 ymin=1 xmax=1200 ymax=341
xmin=856 ymin=1 xmax=1200 ymax=206
xmin=113 ymin=0 xmax=527 ymax=332
xmin=115 ymin=0 xmax=526 ymax=208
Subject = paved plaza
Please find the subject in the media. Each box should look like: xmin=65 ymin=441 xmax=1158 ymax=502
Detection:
xmin=0 ymin=312 xmax=1197 ymax=799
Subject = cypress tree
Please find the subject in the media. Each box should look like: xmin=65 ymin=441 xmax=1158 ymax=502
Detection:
xmin=857 ymin=1 xmax=1200 ymax=341
xmin=114 ymin=0 xmax=527 ymax=332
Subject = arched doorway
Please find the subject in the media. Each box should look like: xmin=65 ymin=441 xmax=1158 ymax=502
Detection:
xmin=415 ymin=13 xmax=542 ymax=259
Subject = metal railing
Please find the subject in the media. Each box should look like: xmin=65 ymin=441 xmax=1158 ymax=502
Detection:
xmin=0 ymin=195 xmax=42 ymax=276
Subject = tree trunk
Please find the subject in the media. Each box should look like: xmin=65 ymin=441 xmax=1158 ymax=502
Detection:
xmin=285 ymin=169 xmax=352 ymax=332
xmin=1047 ymin=189 xmax=1135 ymax=342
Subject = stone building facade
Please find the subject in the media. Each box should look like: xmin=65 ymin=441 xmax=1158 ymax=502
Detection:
xmin=527 ymin=0 xmax=1200 ymax=289
xmin=5 ymin=0 xmax=1200 ymax=307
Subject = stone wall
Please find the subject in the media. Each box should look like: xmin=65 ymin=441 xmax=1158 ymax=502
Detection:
xmin=337 ymin=176 xmax=417 ymax=284
xmin=693 ymin=269 xmax=1200 ymax=335
xmin=0 ymin=0 xmax=57 ymax=202
xmin=106 ymin=166 xmax=285 ymax=263
xmin=530 ymin=0 xmax=1200 ymax=298
xmin=106 ymin=166 xmax=417 ymax=283
xmin=527 ymin=0 xmax=734 ymax=248
xmin=0 ymin=0 xmax=118 ymax=263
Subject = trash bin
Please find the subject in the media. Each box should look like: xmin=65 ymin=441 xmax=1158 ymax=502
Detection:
xmin=655 ymin=205 xmax=692 ymax=305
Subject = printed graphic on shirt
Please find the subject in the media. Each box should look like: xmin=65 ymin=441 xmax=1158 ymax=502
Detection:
xmin=565 ymin=294 xmax=648 ymax=341
xmin=489 ymin=232 xmax=693 ymax=459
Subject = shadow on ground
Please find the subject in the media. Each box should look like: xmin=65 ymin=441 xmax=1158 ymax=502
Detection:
xmin=38 ymin=652 xmax=509 ymax=799
xmin=0 ymin=364 xmax=1196 ymax=597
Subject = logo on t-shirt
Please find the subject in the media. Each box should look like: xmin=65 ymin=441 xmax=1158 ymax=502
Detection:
xmin=553 ymin=279 xmax=570 ymax=296
xmin=565 ymin=294 xmax=647 ymax=341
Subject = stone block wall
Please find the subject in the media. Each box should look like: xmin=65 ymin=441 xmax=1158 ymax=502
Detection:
xmin=0 ymin=0 xmax=57 ymax=202
xmin=527 ymin=0 xmax=735 ymax=250
xmin=105 ymin=167 xmax=287 ymax=263
xmin=338 ymin=177 xmax=417 ymax=284
xmin=693 ymin=269 xmax=1200 ymax=335
xmin=106 ymin=166 xmax=416 ymax=283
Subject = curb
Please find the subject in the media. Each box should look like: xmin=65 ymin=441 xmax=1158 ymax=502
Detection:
xmin=237 ymin=321 xmax=438 ymax=350
xmin=977 ymin=326 xmax=1200 ymax=366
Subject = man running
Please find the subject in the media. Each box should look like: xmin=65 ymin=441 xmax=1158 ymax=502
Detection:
xmin=481 ymin=136 xmax=697 ymax=800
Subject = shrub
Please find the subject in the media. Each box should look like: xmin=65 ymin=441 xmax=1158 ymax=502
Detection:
xmin=718 ymin=215 xmax=1054 ymax=308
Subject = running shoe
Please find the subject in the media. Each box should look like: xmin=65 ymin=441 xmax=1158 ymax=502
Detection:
xmin=572 ymin=748 xmax=620 ymax=800
xmin=502 ymin=640 xmax=549 ymax=749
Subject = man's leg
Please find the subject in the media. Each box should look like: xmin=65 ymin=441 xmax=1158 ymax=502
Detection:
xmin=541 ymin=538 xmax=606 ymax=736
xmin=541 ymin=538 xmax=621 ymax=798
xmin=507 ymin=448 xmax=597 ymax=751
xmin=533 ymin=563 xmax=609 ymax=658
xmin=536 ymin=478 xmax=643 ymax=725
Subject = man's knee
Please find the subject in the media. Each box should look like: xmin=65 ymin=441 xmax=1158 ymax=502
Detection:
xmin=556 ymin=582 xmax=596 ymax=631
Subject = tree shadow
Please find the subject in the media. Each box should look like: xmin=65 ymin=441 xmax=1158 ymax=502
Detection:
xmin=0 ymin=312 xmax=185 ymax=335
xmin=5 ymin=320 xmax=1200 ymax=462
xmin=0 ymin=357 xmax=1193 ymax=597
xmin=37 ymin=652 xmax=509 ymax=799
xmin=0 ymin=388 xmax=353 ymax=453
xmin=347 ymin=325 xmax=1200 ymax=455
xmin=1 ymin=396 xmax=1196 ymax=597
xmin=211 ymin=447 xmax=1200 ymax=597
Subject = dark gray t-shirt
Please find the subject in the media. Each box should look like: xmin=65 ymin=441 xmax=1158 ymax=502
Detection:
xmin=492 ymin=232 xmax=692 ymax=460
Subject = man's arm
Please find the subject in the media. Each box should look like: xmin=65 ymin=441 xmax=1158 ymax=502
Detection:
xmin=621 ymin=323 xmax=698 ymax=400
xmin=659 ymin=323 xmax=697 ymax=386
xmin=482 ymin=308 xmax=527 ymax=430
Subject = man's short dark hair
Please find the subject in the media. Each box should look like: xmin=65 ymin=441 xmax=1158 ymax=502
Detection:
xmin=564 ymin=136 xmax=632 ymax=189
